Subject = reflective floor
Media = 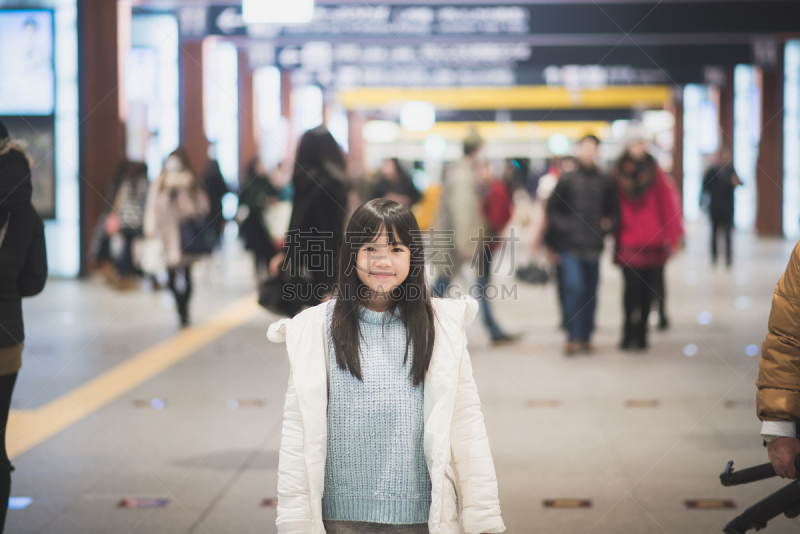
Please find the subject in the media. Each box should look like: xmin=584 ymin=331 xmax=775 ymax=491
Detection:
xmin=8 ymin=220 xmax=800 ymax=534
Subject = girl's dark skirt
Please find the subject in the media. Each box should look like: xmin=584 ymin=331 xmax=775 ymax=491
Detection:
xmin=323 ymin=520 xmax=428 ymax=533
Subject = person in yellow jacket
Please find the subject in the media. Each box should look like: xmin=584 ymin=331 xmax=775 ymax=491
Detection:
xmin=757 ymin=241 xmax=800 ymax=479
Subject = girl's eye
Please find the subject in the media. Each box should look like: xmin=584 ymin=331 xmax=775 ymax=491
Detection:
xmin=364 ymin=246 xmax=376 ymax=252
xmin=392 ymin=247 xmax=405 ymax=252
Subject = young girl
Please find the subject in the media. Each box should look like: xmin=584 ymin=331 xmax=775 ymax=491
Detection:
xmin=268 ymin=198 xmax=505 ymax=534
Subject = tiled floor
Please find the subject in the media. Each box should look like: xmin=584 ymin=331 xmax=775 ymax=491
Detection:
xmin=7 ymin=225 xmax=800 ymax=533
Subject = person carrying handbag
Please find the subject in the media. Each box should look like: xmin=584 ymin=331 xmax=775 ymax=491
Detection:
xmin=143 ymin=148 xmax=210 ymax=327
xmin=102 ymin=160 xmax=149 ymax=290
xmin=261 ymin=127 xmax=348 ymax=317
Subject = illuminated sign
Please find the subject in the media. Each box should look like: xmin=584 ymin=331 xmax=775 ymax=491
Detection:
xmin=0 ymin=10 xmax=54 ymax=116
xmin=207 ymin=5 xmax=529 ymax=37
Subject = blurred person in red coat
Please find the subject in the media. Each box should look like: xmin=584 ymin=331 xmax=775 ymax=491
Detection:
xmin=612 ymin=135 xmax=683 ymax=350
xmin=482 ymin=160 xmax=513 ymax=251
xmin=477 ymin=160 xmax=518 ymax=345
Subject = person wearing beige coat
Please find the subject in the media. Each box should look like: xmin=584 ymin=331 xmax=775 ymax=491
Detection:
xmin=267 ymin=296 xmax=506 ymax=534
xmin=757 ymin=241 xmax=800 ymax=479
xmin=143 ymin=149 xmax=210 ymax=326
xmin=431 ymin=133 xmax=515 ymax=345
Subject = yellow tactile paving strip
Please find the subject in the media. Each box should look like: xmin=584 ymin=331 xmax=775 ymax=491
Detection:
xmin=6 ymin=295 xmax=262 ymax=460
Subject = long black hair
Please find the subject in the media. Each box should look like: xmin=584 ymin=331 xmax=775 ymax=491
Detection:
xmin=330 ymin=198 xmax=436 ymax=387
xmin=292 ymin=126 xmax=347 ymax=194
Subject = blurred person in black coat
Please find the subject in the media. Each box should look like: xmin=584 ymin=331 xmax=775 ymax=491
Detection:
xmin=202 ymin=153 xmax=229 ymax=245
xmin=272 ymin=127 xmax=348 ymax=310
xmin=239 ymin=157 xmax=280 ymax=282
xmin=702 ymin=147 xmax=741 ymax=267
xmin=0 ymin=120 xmax=47 ymax=532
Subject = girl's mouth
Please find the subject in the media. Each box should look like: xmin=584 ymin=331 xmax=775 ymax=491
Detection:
xmin=370 ymin=272 xmax=394 ymax=278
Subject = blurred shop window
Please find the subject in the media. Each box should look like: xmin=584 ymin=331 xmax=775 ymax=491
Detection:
xmin=784 ymin=42 xmax=800 ymax=239
xmin=733 ymin=65 xmax=758 ymax=232
xmin=327 ymin=102 xmax=349 ymax=154
xmin=205 ymin=40 xmax=239 ymax=187
xmin=0 ymin=10 xmax=55 ymax=115
xmin=292 ymin=85 xmax=323 ymax=138
xmin=683 ymin=84 xmax=713 ymax=222
xmin=1 ymin=6 xmax=80 ymax=276
xmin=697 ymin=100 xmax=719 ymax=156
xmin=129 ymin=14 xmax=179 ymax=180
xmin=0 ymin=10 xmax=57 ymax=221
xmin=254 ymin=66 xmax=288 ymax=169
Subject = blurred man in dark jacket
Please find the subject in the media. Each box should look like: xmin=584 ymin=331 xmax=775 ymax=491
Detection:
xmin=702 ymin=147 xmax=741 ymax=267
xmin=546 ymin=135 xmax=618 ymax=355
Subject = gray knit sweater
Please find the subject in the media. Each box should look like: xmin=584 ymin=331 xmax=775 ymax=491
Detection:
xmin=321 ymin=303 xmax=432 ymax=524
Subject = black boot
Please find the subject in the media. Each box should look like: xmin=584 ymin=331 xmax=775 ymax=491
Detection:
xmin=177 ymin=298 xmax=189 ymax=328
xmin=0 ymin=463 xmax=14 ymax=533
xmin=620 ymin=321 xmax=634 ymax=350
xmin=634 ymin=321 xmax=649 ymax=351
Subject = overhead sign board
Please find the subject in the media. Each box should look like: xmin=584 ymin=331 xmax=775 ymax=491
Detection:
xmin=207 ymin=5 xmax=530 ymax=38
xmin=204 ymin=2 xmax=800 ymax=40
xmin=274 ymin=38 xmax=675 ymax=89
xmin=191 ymin=3 xmax=764 ymax=86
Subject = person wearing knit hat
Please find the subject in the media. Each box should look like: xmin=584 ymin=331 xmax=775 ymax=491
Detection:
xmin=0 ymin=118 xmax=48 ymax=531
xmin=462 ymin=127 xmax=484 ymax=157
xmin=622 ymin=122 xmax=648 ymax=144
xmin=612 ymin=134 xmax=683 ymax=350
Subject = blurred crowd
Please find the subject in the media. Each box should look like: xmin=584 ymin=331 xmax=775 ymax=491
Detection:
xmin=86 ymin=123 xmax=742 ymax=355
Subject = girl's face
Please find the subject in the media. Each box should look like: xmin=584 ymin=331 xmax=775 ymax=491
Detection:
xmin=355 ymin=227 xmax=411 ymax=299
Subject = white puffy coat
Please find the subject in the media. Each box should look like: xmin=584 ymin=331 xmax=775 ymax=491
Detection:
xmin=267 ymin=296 xmax=506 ymax=534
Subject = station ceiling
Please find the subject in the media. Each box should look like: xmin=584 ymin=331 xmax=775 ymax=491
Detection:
xmin=130 ymin=1 xmax=800 ymax=85
xmin=129 ymin=0 xmax=800 ymax=5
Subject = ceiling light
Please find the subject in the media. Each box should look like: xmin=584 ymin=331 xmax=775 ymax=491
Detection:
xmin=400 ymin=101 xmax=436 ymax=132
xmin=242 ymin=0 xmax=315 ymax=25
xmin=611 ymin=120 xmax=629 ymax=140
xmin=363 ymin=121 xmax=400 ymax=144
xmin=643 ymin=110 xmax=675 ymax=133
xmin=546 ymin=133 xmax=570 ymax=155
xmin=423 ymin=134 xmax=447 ymax=158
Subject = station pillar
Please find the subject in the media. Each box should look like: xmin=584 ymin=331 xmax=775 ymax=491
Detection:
xmin=280 ymin=68 xmax=293 ymax=163
xmin=179 ymin=39 xmax=209 ymax=179
xmin=718 ymin=67 xmax=735 ymax=152
xmin=670 ymin=87 xmax=684 ymax=198
xmin=238 ymin=48 xmax=258 ymax=186
xmin=347 ymin=111 xmax=365 ymax=178
xmin=78 ymin=0 xmax=129 ymax=274
xmin=756 ymin=44 xmax=785 ymax=237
